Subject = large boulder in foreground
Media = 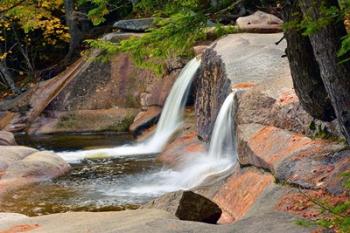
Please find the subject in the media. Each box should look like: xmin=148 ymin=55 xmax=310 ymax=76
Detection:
xmin=0 ymin=147 xmax=70 ymax=195
xmin=236 ymin=11 xmax=283 ymax=33
xmin=143 ymin=190 xmax=222 ymax=224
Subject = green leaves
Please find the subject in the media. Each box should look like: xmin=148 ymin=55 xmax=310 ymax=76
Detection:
xmin=338 ymin=34 xmax=350 ymax=63
xmin=87 ymin=10 xmax=207 ymax=75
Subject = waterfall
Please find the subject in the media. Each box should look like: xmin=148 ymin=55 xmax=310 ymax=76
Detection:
xmin=208 ymin=91 xmax=236 ymax=160
xmin=103 ymin=91 xmax=238 ymax=197
xmin=58 ymin=58 xmax=201 ymax=163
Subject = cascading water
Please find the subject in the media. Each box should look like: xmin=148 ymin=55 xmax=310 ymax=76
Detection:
xmin=58 ymin=58 xmax=201 ymax=163
xmin=208 ymin=91 xmax=236 ymax=160
xmin=7 ymin=89 xmax=240 ymax=214
xmin=103 ymin=90 xmax=238 ymax=198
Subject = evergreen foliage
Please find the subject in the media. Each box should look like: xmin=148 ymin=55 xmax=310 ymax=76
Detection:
xmin=87 ymin=0 xmax=237 ymax=75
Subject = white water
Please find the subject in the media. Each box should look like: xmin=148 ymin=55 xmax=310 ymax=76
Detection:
xmin=58 ymin=58 xmax=201 ymax=164
xmin=101 ymin=91 xmax=238 ymax=197
xmin=208 ymin=91 xmax=237 ymax=160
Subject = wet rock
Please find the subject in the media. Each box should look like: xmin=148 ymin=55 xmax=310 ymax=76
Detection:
xmin=195 ymin=48 xmax=231 ymax=142
xmin=236 ymin=11 xmax=283 ymax=33
xmin=113 ymin=18 xmax=154 ymax=32
xmin=0 ymin=131 xmax=16 ymax=145
xmin=213 ymin=167 xmax=274 ymax=224
xmin=129 ymin=106 xmax=162 ymax=135
xmin=0 ymin=149 xmax=71 ymax=194
xmin=142 ymin=190 xmax=222 ymax=223
xmin=157 ymin=131 xmax=206 ymax=166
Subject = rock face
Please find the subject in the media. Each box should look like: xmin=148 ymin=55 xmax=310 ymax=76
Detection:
xmin=236 ymin=81 xmax=341 ymax=138
xmin=48 ymin=53 xmax=156 ymax=111
xmin=28 ymin=108 xmax=138 ymax=134
xmin=195 ymin=33 xmax=288 ymax=142
xmin=113 ymin=18 xmax=154 ymax=32
xmin=142 ymin=190 xmax=222 ymax=224
xmin=236 ymin=11 xmax=283 ymax=33
xmin=0 ymin=131 xmax=16 ymax=145
xmin=0 ymin=33 xmax=183 ymax=134
xmin=0 ymin=146 xmax=70 ymax=195
xmin=213 ymin=167 xmax=274 ymax=224
xmin=195 ymin=48 xmax=231 ymax=142
xmin=237 ymin=124 xmax=347 ymax=192
xmin=129 ymin=106 xmax=161 ymax=136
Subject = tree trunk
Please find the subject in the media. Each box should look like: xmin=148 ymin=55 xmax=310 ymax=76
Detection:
xmin=281 ymin=3 xmax=335 ymax=121
xmin=64 ymin=0 xmax=81 ymax=62
xmin=299 ymin=0 xmax=350 ymax=144
xmin=0 ymin=62 xmax=20 ymax=95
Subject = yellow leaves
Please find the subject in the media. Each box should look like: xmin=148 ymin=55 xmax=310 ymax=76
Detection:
xmin=0 ymin=53 xmax=8 ymax=61
xmin=1 ymin=1 xmax=70 ymax=44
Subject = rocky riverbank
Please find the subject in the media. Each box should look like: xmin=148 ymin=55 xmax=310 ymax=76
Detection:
xmin=0 ymin=12 xmax=349 ymax=233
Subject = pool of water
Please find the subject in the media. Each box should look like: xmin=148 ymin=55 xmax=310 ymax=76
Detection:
xmin=15 ymin=133 xmax=133 ymax=152
xmin=0 ymin=133 xmax=164 ymax=216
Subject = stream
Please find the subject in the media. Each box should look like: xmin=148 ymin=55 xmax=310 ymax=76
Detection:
xmin=0 ymin=58 xmax=236 ymax=217
xmin=0 ymin=133 xmax=164 ymax=216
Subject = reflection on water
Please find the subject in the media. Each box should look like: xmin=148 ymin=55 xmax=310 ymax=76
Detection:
xmin=15 ymin=133 xmax=133 ymax=152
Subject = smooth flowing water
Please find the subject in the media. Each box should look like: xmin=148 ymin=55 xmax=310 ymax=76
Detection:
xmin=58 ymin=58 xmax=201 ymax=164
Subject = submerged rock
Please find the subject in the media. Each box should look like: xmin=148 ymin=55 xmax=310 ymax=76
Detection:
xmin=113 ymin=18 xmax=154 ymax=32
xmin=236 ymin=11 xmax=283 ymax=33
xmin=142 ymin=190 xmax=222 ymax=224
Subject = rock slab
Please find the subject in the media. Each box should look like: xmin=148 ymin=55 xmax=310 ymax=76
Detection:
xmin=236 ymin=11 xmax=283 ymax=33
